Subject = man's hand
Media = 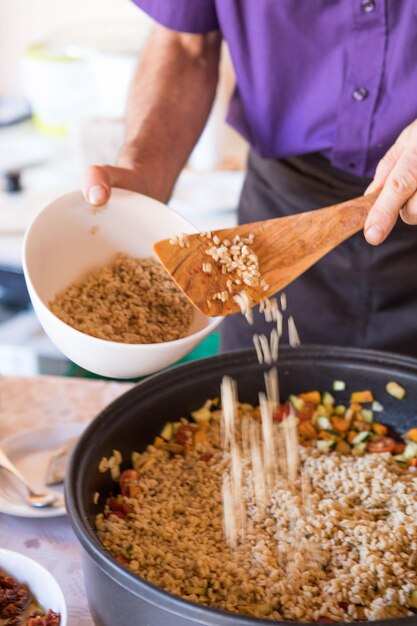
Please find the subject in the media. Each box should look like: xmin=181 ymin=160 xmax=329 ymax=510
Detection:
xmin=365 ymin=119 xmax=417 ymax=245
xmin=82 ymin=164 xmax=155 ymax=208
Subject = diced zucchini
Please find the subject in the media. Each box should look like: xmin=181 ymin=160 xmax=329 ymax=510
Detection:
xmin=316 ymin=415 xmax=331 ymax=431
xmin=160 ymin=422 xmax=174 ymax=442
xmin=361 ymin=409 xmax=374 ymax=424
xmin=316 ymin=404 xmax=331 ymax=417
xmin=335 ymin=440 xmax=351 ymax=455
xmin=403 ymin=442 xmax=417 ymax=459
xmin=394 ymin=455 xmax=408 ymax=464
xmin=191 ymin=399 xmax=213 ymax=423
xmin=322 ymin=391 xmax=335 ymax=406
xmin=386 ymin=381 xmax=406 ymax=400
xmin=333 ymin=380 xmax=346 ymax=391
xmin=371 ymin=401 xmax=384 ymax=412
xmin=289 ymin=395 xmax=304 ymax=411
xmin=317 ymin=439 xmax=336 ymax=452
xmin=351 ymin=431 xmax=371 ymax=445
xmin=409 ymin=591 xmax=417 ymax=609
xmin=352 ymin=442 xmax=367 ymax=457
xmin=334 ymin=405 xmax=347 ymax=416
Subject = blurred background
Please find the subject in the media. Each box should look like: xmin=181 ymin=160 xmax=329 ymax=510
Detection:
xmin=0 ymin=0 xmax=247 ymax=376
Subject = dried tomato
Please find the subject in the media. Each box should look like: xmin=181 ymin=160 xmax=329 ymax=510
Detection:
xmin=272 ymin=404 xmax=290 ymax=422
xmin=367 ymin=436 xmax=396 ymax=454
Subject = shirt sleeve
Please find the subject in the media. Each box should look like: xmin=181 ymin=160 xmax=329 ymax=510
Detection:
xmin=131 ymin=0 xmax=219 ymax=34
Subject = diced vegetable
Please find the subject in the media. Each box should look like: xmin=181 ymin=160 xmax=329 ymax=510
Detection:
xmin=409 ymin=591 xmax=417 ymax=609
xmin=317 ymin=440 xmax=336 ymax=452
xmin=403 ymin=442 xmax=417 ymax=459
xmin=406 ymin=428 xmax=417 ymax=443
xmin=330 ymin=416 xmax=350 ymax=433
xmin=361 ymin=409 xmax=374 ymax=424
xmin=334 ymin=405 xmax=346 ymax=416
xmin=335 ymin=440 xmax=351 ymax=455
xmin=273 ymin=404 xmax=290 ymax=421
xmin=289 ymin=395 xmax=304 ymax=411
xmin=332 ymin=380 xmax=346 ymax=391
xmin=371 ymin=401 xmax=384 ymax=412
xmin=160 ymin=422 xmax=174 ymax=441
xmin=322 ymin=392 xmax=335 ymax=406
xmin=191 ymin=399 xmax=213 ymax=423
xmin=386 ymin=381 xmax=406 ymax=400
xmin=367 ymin=437 xmax=396 ymax=454
xmin=351 ymin=442 xmax=367 ymax=457
xmin=296 ymin=402 xmax=316 ymax=421
xmin=372 ymin=422 xmax=388 ymax=436
xmin=299 ymin=391 xmax=321 ymax=405
xmin=316 ymin=404 xmax=331 ymax=417
xmin=298 ymin=421 xmax=316 ymax=439
xmin=394 ymin=454 xmax=408 ymax=464
xmin=393 ymin=442 xmax=406 ymax=455
xmin=351 ymin=431 xmax=371 ymax=445
xmin=350 ymin=390 xmax=374 ymax=404
xmin=316 ymin=415 xmax=332 ymax=431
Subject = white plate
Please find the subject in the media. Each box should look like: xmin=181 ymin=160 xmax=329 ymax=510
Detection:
xmin=0 ymin=423 xmax=85 ymax=518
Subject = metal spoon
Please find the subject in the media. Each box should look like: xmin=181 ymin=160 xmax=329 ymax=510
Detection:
xmin=0 ymin=447 xmax=58 ymax=508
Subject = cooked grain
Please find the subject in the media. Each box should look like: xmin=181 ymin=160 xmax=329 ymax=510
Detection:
xmin=49 ymin=253 xmax=194 ymax=344
xmin=96 ymin=408 xmax=417 ymax=622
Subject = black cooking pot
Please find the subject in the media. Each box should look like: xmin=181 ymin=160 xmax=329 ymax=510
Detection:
xmin=66 ymin=346 xmax=417 ymax=626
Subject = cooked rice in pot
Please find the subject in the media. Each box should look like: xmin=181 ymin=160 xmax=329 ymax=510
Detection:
xmin=96 ymin=403 xmax=417 ymax=623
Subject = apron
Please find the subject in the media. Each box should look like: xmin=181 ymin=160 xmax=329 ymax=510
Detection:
xmin=220 ymin=150 xmax=417 ymax=357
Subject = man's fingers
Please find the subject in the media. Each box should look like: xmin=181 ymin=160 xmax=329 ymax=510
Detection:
xmin=82 ymin=166 xmax=112 ymax=207
xmin=401 ymin=192 xmax=417 ymax=225
xmin=365 ymin=143 xmax=401 ymax=196
xmin=364 ymin=152 xmax=417 ymax=245
xmin=82 ymin=165 xmax=151 ymax=207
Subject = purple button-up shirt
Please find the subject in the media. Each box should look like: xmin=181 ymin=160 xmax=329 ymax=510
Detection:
xmin=132 ymin=0 xmax=417 ymax=178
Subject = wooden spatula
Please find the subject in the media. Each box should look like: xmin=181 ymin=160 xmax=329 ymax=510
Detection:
xmin=153 ymin=191 xmax=378 ymax=317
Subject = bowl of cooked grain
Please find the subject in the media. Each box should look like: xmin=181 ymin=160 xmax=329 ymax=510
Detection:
xmin=22 ymin=189 xmax=222 ymax=378
xmin=66 ymin=345 xmax=417 ymax=626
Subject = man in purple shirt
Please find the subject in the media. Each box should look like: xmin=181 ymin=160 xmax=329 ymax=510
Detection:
xmin=83 ymin=1 xmax=417 ymax=355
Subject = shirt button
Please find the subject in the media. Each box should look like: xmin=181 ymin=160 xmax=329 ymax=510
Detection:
xmin=361 ymin=0 xmax=375 ymax=12
xmin=352 ymin=87 xmax=369 ymax=101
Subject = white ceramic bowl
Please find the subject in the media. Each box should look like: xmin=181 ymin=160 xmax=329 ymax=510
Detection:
xmin=22 ymin=189 xmax=222 ymax=379
xmin=0 ymin=548 xmax=67 ymax=625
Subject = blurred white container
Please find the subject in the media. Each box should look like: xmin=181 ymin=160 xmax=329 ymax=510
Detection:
xmin=21 ymin=43 xmax=95 ymax=133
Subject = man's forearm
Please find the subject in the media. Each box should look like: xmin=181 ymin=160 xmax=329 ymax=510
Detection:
xmin=118 ymin=26 xmax=222 ymax=202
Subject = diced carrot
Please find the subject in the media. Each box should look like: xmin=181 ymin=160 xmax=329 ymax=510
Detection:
xmin=319 ymin=430 xmax=338 ymax=441
xmin=299 ymin=391 xmax=321 ymax=405
xmin=298 ymin=421 xmax=317 ymax=439
xmin=407 ymin=428 xmax=417 ymax=443
xmin=331 ymin=417 xmax=350 ymax=433
xmin=194 ymin=429 xmax=208 ymax=444
xmin=372 ymin=423 xmax=388 ymax=436
xmin=153 ymin=436 xmax=165 ymax=448
xmin=350 ymin=403 xmax=364 ymax=414
xmin=350 ymin=391 xmax=374 ymax=404
xmin=410 ymin=458 xmax=417 ymax=467
xmin=347 ymin=430 xmax=358 ymax=443
xmin=393 ymin=442 xmax=405 ymax=455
